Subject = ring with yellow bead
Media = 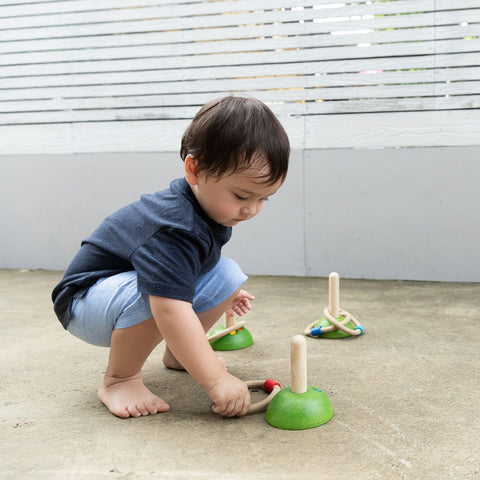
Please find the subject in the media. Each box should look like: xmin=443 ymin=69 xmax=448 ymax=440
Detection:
xmin=208 ymin=313 xmax=254 ymax=350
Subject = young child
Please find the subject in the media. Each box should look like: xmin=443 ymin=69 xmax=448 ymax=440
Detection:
xmin=52 ymin=96 xmax=290 ymax=419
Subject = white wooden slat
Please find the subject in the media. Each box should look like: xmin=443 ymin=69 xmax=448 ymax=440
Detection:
xmin=0 ymin=72 xmax=426 ymax=102
xmin=436 ymin=0 xmax=480 ymax=9
xmin=0 ymin=41 xmax=447 ymax=78
xmin=0 ymin=4 xmax=455 ymax=43
xmin=69 ymin=114 xmax=306 ymax=153
xmin=5 ymin=80 xmax=480 ymax=115
xmin=2 ymin=93 xmax=479 ymax=126
xmin=304 ymin=110 xmax=480 ymax=149
xmin=70 ymin=118 xmax=189 ymax=153
xmin=6 ymin=0 xmax=445 ymax=18
xmin=66 ymin=108 xmax=480 ymax=151
xmin=0 ymin=23 xmax=480 ymax=60
xmin=5 ymin=52 xmax=480 ymax=90
xmin=0 ymin=0 xmax=438 ymax=31
xmin=302 ymin=95 xmax=480 ymax=114
xmin=0 ymin=81 xmax=287 ymax=104
xmin=0 ymin=29 xmax=413 ymax=66
xmin=435 ymin=95 xmax=480 ymax=109
xmin=0 ymin=88 xmax=411 ymax=114
xmin=312 ymin=67 xmax=480 ymax=87
xmin=435 ymin=80 xmax=480 ymax=96
xmin=0 ymin=107 xmax=199 ymax=125
xmin=0 ymin=94 xmax=214 ymax=114
xmin=0 ymin=122 xmax=74 ymax=154
xmin=0 ymin=2 xmax=304 ymax=31
xmin=0 ymin=22 xmax=322 ymax=55
xmin=435 ymin=66 xmax=480 ymax=82
xmin=4 ymin=66 xmax=480 ymax=103
xmin=435 ymin=51 xmax=480 ymax=68
xmin=284 ymin=81 xmax=480 ymax=102
xmin=0 ymin=0 xmax=308 ymax=23
xmin=1 ymin=34 xmax=373 ymax=67
xmin=72 ymin=114 xmax=303 ymax=154
xmin=436 ymin=38 xmax=480 ymax=55
xmin=2 ymin=109 xmax=479 ymax=154
xmin=0 ymin=75 xmax=438 ymax=107
xmin=0 ymin=32 xmax=430 ymax=67
xmin=0 ymin=11 xmax=307 ymax=42
xmin=0 ymin=0 xmax=225 ymax=17
xmin=0 ymin=7 xmax=335 ymax=38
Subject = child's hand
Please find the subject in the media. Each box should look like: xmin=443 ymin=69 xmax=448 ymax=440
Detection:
xmin=206 ymin=371 xmax=251 ymax=417
xmin=226 ymin=289 xmax=255 ymax=317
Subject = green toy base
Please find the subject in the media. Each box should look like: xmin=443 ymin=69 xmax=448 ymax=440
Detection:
xmin=314 ymin=316 xmax=355 ymax=338
xmin=209 ymin=326 xmax=254 ymax=351
xmin=265 ymin=386 xmax=334 ymax=430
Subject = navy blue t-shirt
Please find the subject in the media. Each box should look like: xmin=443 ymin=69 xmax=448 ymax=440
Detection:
xmin=52 ymin=178 xmax=232 ymax=329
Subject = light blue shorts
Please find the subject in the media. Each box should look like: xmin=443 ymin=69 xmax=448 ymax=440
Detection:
xmin=67 ymin=257 xmax=247 ymax=347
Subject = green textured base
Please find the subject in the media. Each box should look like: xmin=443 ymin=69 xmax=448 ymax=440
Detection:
xmin=265 ymin=386 xmax=334 ymax=430
xmin=314 ymin=316 xmax=355 ymax=338
xmin=209 ymin=326 xmax=254 ymax=351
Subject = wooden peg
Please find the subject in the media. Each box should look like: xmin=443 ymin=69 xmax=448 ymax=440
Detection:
xmin=329 ymin=272 xmax=340 ymax=318
xmin=290 ymin=335 xmax=307 ymax=394
xmin=225 ymin=312 xmax=236 ymax=328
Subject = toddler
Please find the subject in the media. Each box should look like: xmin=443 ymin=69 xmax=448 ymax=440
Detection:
xmin=52 ymin=96 xmax=290 ymax=418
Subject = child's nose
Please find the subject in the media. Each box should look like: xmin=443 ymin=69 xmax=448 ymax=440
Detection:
xmin=241 ymin=202 xmax=261 ymax=218
xmin=240 ymin=206 xmax=252 ymax=217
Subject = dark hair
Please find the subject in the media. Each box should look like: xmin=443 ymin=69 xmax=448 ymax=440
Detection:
xmin=180 ymin=96 xmax=290 ymax=185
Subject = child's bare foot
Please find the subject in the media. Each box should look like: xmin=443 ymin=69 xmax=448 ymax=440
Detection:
xmin=97 ymin=372 xmax=170 ymax=418
xmin=162 ymin=347 xmax=227 ymax=371
xmin=162 ymin=347 xmax=185 ymax=370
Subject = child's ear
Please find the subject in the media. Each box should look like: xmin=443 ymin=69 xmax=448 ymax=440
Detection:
xmin=184 ymin=155 xmax=200 ymax=185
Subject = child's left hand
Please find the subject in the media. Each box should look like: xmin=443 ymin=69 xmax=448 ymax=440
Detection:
xmin=226 ymin=289 xmax=255 ymax=317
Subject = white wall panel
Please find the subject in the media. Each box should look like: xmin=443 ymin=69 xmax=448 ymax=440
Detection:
xmin=304 ymin=147 xmax=480 ymax=282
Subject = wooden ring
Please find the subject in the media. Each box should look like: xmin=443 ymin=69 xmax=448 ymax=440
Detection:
xmin=305 ymin=308 xmax=363 ymax=337
xmin=207 ymin=321 xmax=246 ymax=343
xmin=245 ymin=380 xmax=282 ymax=414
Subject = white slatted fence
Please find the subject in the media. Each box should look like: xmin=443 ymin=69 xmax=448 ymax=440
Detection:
xmin=1 ymin=0 xmax=479 ymax=152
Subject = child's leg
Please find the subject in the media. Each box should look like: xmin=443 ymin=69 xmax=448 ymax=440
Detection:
xmin=68 ymin=272 xmax=169 ymax=418
xmin=98 ymin=317 xmax=170 ymax=418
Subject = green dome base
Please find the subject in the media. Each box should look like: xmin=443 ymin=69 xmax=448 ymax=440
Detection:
xmin=210 ymin=326 xmax=254 ymax=351
xmin=314 ymin=316 xmax=355 ymax=338
xmin=265 ymin=386 xmax=334 ymax=430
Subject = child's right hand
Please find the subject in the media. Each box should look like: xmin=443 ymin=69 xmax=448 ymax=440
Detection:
xmin=205 ymin=371 xmax=251 ymax=417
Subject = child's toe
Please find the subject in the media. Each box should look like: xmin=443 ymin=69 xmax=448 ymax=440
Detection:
xmin=126 ymin=405 xmax=143 ymax=417
xmin=137 ymin=404 xmax=150 ymax=416
xmin=152 ymin=398 xmax=169 ymax=413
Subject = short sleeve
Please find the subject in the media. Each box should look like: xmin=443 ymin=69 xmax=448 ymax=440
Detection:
xmin=131 ymin=228 xmax=210 ymax=302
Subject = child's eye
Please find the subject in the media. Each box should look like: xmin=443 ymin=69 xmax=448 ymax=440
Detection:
xmin=234 ymin=193 xmax=248 ymax=201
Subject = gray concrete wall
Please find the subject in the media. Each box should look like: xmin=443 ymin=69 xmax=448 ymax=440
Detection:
xmin=1 ymin=146 xmax=478 ymax=281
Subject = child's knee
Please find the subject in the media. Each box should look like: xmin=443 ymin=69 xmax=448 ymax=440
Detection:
xmin=217 ymin=257 xmax=247 ymax=285
xmin=193 ymin=258 xmax=247 ymax=312
xmin=210 ymin=257 xmax=248 ymax=296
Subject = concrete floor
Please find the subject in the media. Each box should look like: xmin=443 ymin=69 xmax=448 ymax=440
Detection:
xmin=1 ymin=269 xmax=479 ymax=480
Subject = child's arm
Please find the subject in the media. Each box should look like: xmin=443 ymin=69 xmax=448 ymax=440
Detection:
xmin=149 ymin=295 xmax=251 ymax=417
